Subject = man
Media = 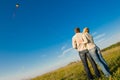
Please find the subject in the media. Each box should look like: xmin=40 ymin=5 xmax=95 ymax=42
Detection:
xmin=72 ymin=27 xmax=100 ymax=80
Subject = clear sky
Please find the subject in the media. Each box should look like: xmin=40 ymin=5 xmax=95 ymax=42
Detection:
xmin=0 ymin=0 xmax=120 ymax=80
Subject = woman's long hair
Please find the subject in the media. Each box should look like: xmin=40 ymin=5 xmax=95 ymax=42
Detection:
xmin=83 ymin=27 xmax=89 ymax=33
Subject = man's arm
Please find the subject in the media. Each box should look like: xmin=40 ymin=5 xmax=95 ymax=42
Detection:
xmin=72 ymin=37 xmax=77 ymax=49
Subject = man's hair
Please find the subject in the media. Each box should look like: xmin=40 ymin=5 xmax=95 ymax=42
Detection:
xmin=75 ymin=27 xmax=80 ymax=33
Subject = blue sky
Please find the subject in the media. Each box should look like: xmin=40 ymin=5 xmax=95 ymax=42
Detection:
xmin=0 ymin=0 xmax=120 ymax=80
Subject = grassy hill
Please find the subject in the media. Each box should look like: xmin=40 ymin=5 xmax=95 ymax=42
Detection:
xmin=32 ymin=42 xmax=120 ymax=80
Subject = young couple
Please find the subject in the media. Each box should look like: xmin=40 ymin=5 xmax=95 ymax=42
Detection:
xmin=72 ymin=27 xmax=111 ymax=80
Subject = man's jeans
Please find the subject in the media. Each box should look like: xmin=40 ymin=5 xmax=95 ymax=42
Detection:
xmin=89 ymin=47 xmax=111 ymax=77
xmin=79 ymin=50 xmax=100 ymax=80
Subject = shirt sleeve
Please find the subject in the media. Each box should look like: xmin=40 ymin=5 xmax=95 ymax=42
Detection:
xmin=72 ymin=37 xmax=77 ymax=49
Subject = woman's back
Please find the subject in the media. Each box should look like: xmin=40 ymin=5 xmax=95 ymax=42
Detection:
xmin=84 ymin=33 xmax=96 ymax=50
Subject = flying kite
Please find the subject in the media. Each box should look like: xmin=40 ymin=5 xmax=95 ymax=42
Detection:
xmin=16 ymin=3 xmax=20 ymax=8
xmin=12 ymin=2 xmax=20 ymax=18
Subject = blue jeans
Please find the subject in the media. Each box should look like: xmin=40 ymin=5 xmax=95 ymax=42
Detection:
xmin=79 ymin=50 xmax=100 ymax=80
xmin=89 ymin=47 xmax=111 ymax=77
xmin=96 ymin=46 xmax=109 ymax=66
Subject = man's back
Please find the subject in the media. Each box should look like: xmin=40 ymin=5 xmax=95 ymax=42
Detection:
xmin=72 ymin=33 xmax=88 ymax=51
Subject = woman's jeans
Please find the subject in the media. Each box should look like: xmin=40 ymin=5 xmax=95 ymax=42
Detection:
xmin=89 ymin=47 xmax=111 ymax=77
xmin=79 ymin=50 xmax=100 ymax=80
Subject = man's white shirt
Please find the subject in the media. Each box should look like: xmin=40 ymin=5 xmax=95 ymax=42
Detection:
xmin=72 ymin=33 xmax=88 ymax=51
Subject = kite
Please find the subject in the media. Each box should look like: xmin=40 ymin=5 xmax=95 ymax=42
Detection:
xmin=16 ymin=3 xmax=20 ymax=8
xmin=12 ymin=1 xmax=21 ymax=18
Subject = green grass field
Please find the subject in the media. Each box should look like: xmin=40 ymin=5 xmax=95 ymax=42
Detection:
xmin=32 ymin=42 xmax=120 ymax=80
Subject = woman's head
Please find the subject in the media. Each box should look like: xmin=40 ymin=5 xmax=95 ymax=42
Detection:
xmin=83 ymin=27 xmax=89 ymax=33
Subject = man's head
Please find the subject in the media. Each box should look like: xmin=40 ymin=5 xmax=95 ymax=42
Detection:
xmin=74 ymin=27 xmax=80 ymax=33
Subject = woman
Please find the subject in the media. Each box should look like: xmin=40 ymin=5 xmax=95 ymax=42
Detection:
xmin=83 ymin=27 xmax=111 ymax=77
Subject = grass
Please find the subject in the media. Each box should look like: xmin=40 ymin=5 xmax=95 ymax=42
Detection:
xmin=32 ymin=42 xmax=120 ymax=80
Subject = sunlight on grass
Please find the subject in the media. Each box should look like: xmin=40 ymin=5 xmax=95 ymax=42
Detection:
xmin=32 ymin=42 xmax=120 ymax=80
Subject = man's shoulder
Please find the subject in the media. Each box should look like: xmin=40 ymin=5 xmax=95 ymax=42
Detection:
xmin=81 ymin=33 xmax=87 ymax=37
xmin=72 ymin=33 xmax=82 ymax=39
xmin=76 ymin=33 xmax=82 ymax=35
xmin=72 ymin=34 xmax=77 ymax=39
xmin=72 ymin=35 xmax=76 ymax=39
xmin=76 ymin=33 xmax=83 ymax=37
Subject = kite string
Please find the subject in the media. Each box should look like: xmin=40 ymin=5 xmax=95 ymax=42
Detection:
xmin=12 ymin=0 xmax=19 ymax=18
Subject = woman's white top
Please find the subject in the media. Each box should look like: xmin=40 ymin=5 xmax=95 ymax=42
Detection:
xmin=84 ymin=33 xmax=96 ymax=50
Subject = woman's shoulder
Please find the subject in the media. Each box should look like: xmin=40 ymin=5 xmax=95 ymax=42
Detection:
xmin=86 ymin=33 xmax=93 ymax=37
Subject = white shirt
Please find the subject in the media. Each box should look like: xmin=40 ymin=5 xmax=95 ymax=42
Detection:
xmin=72 ymin=33 xmax=88 ymax=51
xmin=83 ymin=33 xmax=96 ymax=50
